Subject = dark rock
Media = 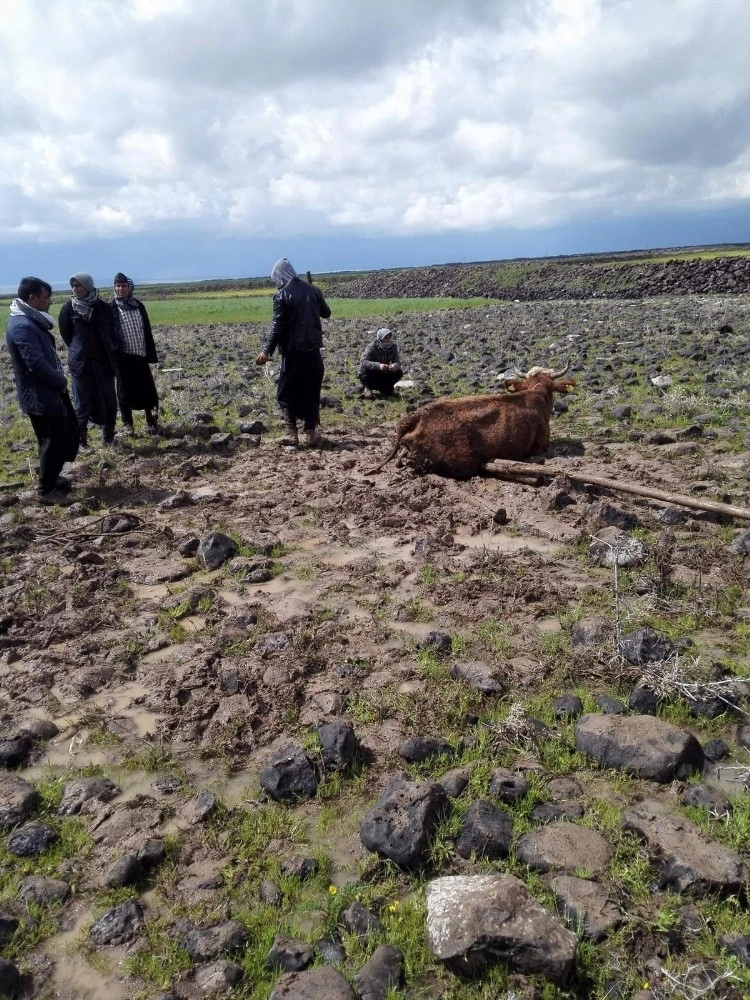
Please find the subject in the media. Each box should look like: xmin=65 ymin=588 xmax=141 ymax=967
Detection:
xmin=90 ymin=899 xmax=144 ymax=945
xmin=437 ymin=766 xmax=472 ymax=798
xmin=549 ymin=874 xmax=623 ymax=941
xmin=256 ymin=632 xmax=291 ymax=655
xmin=259 ymin=879 xmax=283 ymax=906
xmin=16 ymin=719 xmax=58 ymax=741
xmin=729 ymin=529 xmax=750 ymax=555
xmin=489 ymin=768 xmax=529 ymax=803
xmin=426 ymin=873 xmax=576 ymax=983
xmin=17 ymin=875 xmax=71 ymax=905
xmin=531 ymin=801 xmax=585 ymax=824
xmin=360 ymin=773 xmax=448 ymax=868
xmin=103 ymin=854 xmax=142 ymax=888
xmin=137 ymin=838 xmax=167 ymax=869
xmin=194 ymin=959 xmax=244 ymax=993
xmin=182 ymin=920 xmax=249 ymax=961
xmin=0 ymin=911 xmax=19 ymax=948
xmin=588 ymin=527 xmax=645 ymax=567
xmin=182 ymin=790 xmax=218 ymax=825
xmin=315 ymin=937 xmax=346 ymax=965
xmin=339 ymin=901 xmax=383 ymax=938
xmin=265 ymin=935 xmax=313 ymax=973
xmin=571 ymin=616 xmax=610 ymax=647
xmin=7 ymin=821 xmax=58 ymax=856
xmin=517 ymin=822 xmax=612 ymax=875
xmin=0 ymin=958 xmax=20 ymax=1000
xmin=719 ymin=934 xmax=750 ymax=967
xmin=317 ymin=719 xmax=359 ymax=771
xmin=58 ymin=776 xmax=120 ymax=815
xmin=450 ymin=660 xmax=505 ymax=694
xmin=196 ymin=531 xmax=238 ymax=570
xmin=455 ymin=798 xmax=512 ymax=860
xmin=355 ymin=944 xmax=404 ymax=1000
xmin=680 ymin=784 xmax=731 ymax=816
xmin=280 ymin=857 xmax=318 ymax=881
xmin=269 ymin=966 xmax=356 ymax=999
xmin=628 ymin=684 xmax=659 ymax=715
xmin=553 ymin=694 xmax=583 ymax=720
xmin=259 ymin=744 xmax=318 ymax=804
xmin=399 ymin=736 xmax=452 ymax=762
xmin=588 ymin=501 xmax=639 ymax=530
xmin=594 ymin=694 xmax=626 ymax=714
xmin=0 ymin=739 xmax=31 ymax=769
xmin=702 ymin=738 xmax=730 ymax=762
xmin=576 ymin=714 xmax=704 ymax=782
xmin=418 ymin=630 xmax=453 ymax=655
xmin=152 ymin=775 xmax=182 ymax=795
xmin=619 ymin=628 xmax=674 ymax=664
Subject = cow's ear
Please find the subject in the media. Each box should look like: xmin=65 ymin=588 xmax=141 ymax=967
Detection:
xmin=554 ymin=379 xmax=575 ymax=393
xmin=504 ymin=378 xmax=523 ymax=392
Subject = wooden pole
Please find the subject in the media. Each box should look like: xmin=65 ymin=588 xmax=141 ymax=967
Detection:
xmin=488 ymin=460 xmax=750 ymax=522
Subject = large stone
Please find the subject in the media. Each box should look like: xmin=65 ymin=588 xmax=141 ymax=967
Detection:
xmin=58 ymin=776 xmax=120 ymax=815
xmin=426 ymin=873 xmax=576 ymax=984
xmin=355 ymin=944 xmax=404 ymax=999
xmin=516 ymin=822 xmax=612 ymax=875
xmin=193 ymin=959 xmax=244 ymax=995
xmin=182 ymin=920 xmax=249 ymax=961
xmin=317 ymin=719 xmax=359 ymax=771
xmin=269 ymin=966 xmax=356 ymax=999
xmin=588 ymin=527 xmax=645 ymax=567
xmin=259 ymin=744 xmax=318 ymax=804
xmin=622 ymin=805 xmax=746 ymax=897
xmin=0 ymin=773 xmax=39 ymax=828
xmin=618 ymin=627 xmax=674 ymax=665
xmin=196 ymin=531 xmax=238 ymax=570
xmin=360 ymin=773 xmax=448 ymax=869
xmin=549 ymin=875 xmax=623 ymax=941
xmin=89 ymin=900 xmax=144 ymax=945
xmin=455 ymin=799 xmax=513 ymax=860
xmin=575 ymin=714 xmax=704 ymax=782
xmin=450 ymin=660 xmax=505 ymax=694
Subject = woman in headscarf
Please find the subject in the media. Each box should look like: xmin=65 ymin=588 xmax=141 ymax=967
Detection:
xmin=256 ymin=258 xmax=331 ymax=447
xmin=358 ymin=328 xmax=403 ymax=398
xmin=58 ymin=272 xmax=118 ymax=446
xmin=111 ymin=272 xmax=159 ymax=435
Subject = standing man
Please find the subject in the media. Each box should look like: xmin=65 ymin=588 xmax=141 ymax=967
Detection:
xmin=256 ymin=258 xmax=331 ymax=447
xmin=358 ymin=328 xmax=403 ymax=398
xmin=5 ymin=277 xmax=75 ymax=505
xmin=111 ymin=272 xmax=160 ymax=435
xmin=58 ymin=272 xmax=118 ymax=447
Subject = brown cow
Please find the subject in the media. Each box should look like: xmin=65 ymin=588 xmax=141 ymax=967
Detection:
xmin=365 ymin=365 xmax=575 ymax=478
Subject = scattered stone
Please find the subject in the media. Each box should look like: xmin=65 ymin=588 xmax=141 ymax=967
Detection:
xmin=489 ymin=768 xmax=529 ymax=804
xmin=280 ymin=857 xmax=318 ymax=881
xmin=594 ymin=694 xmax=626 ymax=714
xmin=628 ymin=683 xmax=659 ymax=715
xmin=269 ymin=966 xmax=356 ymax=999
xmin=196 ymin=531 xmax=238 ymax=570
xmin=260 ymin=879 xmax=283 ymax=906
xmin=517 ymin=822 xmax=612 ymax=875
xmin=0 ymin=739 xmax=31 ymax=769
xmin=182 ymin=790 xmax=218 ymax=825
xmin=450 ymin=660 xmax=505 ymax=694
xmin=182 ymin=921 xmax=249 ymax=961
xmin=680 ymin=784 xmax=731 ymax=816
xmin=339 ymin=901 xmax=383 ymax=938
xmin=702 ymin=738 xmax=730 ymax=762
xmin=728 ymin=529 xmax=750 ymax=556
xmin=0 ymin=911 xmax=19 ymax=948
xmin=620 ymin=627 xmax=674 ymax=664
xmin=399 ymin=736 xmax=452 ymax=762
xmin=455 ymin=798 xmax=513 ymax=860
xmin=588 ymin=501 xmax=639 ymax=530
xmin=103 ymin=854 xmax=142 ymax=888
xmin=588 ymin=527 xmax=645 ymax=567
xmin=15 ymin=718 xmax=59 ymax=741
xmin=355 ymin=944 xmax=404 ymax=1000
xmin=0 ymin=958 xmax=20 ymax=1000
xmin=315 ymin=937 xmax=346 ymax=965
xmin=137 ymin=838 xmax=167 ymax=869
xmin=7 ymin=821 xmax=58 ymax=857
xmin=418 ymin=630 xmax=453 ymax=655
xmin=719 ymin=933 xmax=750 ymax=967
xmin=437 ymin=766 xmax=472 ymax=798
xmin=259 ymin=744 xmax=318 ymax=804
xmin=426 ymin=873 xmax=576 ymax=983
xmin=623 ymin=805 xmax=746 ymax=896
xmin=553 ymin=694 xmax=583 ymax=720
xmin=0 ymin=773 xmax=40 ymax=828
xmin=531 ymin=801 xmax=585 ymax=824
xmin=194 ymin=959 xmax=244 ymax=995
xmin=256 ymin=632 xmax=291 ymax=656
xmin=317 ymin=719 xmax=359 ymax=771
xmin=152 ymin=775 xmax=182 ymax=795
xmin=265 ymin=935 xmax=313 ymax=973
xmin=549 ymin=874 xmax=623 ymax=941
xmin=360 ymin=773 xmax=448 ymax=868
xmin=17 ymin=875 xmax=71 ymax=905
xmin=58 ymin=776 xmax=120 ymax=815
xmin=575 ymin=714 xmax=704 ymax=782
xmin=571 ymin=616 xmax=610 ymax=647
xmin=90 ymin=899 xmax=144 ymax=945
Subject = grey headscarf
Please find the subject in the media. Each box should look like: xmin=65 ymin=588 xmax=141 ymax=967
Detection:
xmin=69 ymin=272 xmax=99 ymax=322
xmin=376 ymin=328 xmax=392 ymax=343
xmin=271 ymin=258 xmax=297 ymax=289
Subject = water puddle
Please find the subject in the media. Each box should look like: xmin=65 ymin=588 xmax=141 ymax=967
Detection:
xmin=536 ymin=617 xmax=561 ymax=633
xmin=130 ymin=582 xmax=170 ymax=600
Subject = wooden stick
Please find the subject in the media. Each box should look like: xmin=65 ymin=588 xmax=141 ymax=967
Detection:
xmin=488 ymin=460 xmax=750 ymax=522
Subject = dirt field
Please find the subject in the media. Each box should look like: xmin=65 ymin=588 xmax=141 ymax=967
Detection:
xmin=1 ymin=291 xmax=749 ymax=999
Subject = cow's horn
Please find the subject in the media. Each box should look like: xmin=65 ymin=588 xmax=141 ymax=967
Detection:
xmin=550 ymin=361 xmax=570 ymax=378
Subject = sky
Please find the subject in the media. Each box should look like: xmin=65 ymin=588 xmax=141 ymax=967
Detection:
xmin=1 ymin=0 xmax=749 ymax=290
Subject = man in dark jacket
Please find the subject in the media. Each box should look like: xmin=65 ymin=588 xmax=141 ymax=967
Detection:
xmin=256 ymin=258 xmax=331 ymax=447
xmin=358 ymin=328 xmax=403 ymax=398
xmin=5 ymin=276 xmax=75 ymax=504
xmin=58 ymin=272 xmax=118 ymax=447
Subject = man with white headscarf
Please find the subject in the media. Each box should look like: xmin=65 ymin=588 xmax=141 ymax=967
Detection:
xmin=256 ymin=258 xmax=331 ymax=447
xmin=59 ymin=272 xmax=119 ymax=447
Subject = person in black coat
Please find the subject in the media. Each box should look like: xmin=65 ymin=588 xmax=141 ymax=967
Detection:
xmin=255 ymin=258 xmax=331 ymax=447
xmin=5 ymin=276 xmax=76 ymax=504
xmin=358 ymin=328 xmax=403 ymax=398
xmin=111 ymin=272 xmax=160 ymax=435
xmin=58 ymin=272 xmax=118 ymax=447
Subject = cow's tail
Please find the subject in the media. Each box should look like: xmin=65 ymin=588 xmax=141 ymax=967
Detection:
xmin=364 ymin=414 xmax=416 ymax=475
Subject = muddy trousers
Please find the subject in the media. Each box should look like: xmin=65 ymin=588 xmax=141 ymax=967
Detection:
xmin=28 ymin=414 xmax=68 ymax=495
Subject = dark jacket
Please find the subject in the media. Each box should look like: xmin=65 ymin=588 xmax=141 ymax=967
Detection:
xmin=263 ymin=277 xmax=331 ymax=357
xmin=359 ymin=338 xmax=402 ymax=378
xmin=111 ymin=299 xmax=158 ymax=363
xmin=6 ymin=313 xmax=68 ymax=416
xmin=58 ymin=298 xmax=118 ymax=377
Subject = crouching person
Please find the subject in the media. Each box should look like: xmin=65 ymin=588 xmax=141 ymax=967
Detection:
xmin=6 ymin=277 xmax=77 ymax=505
xmin=359 ymin=328 xmax=402 ymax=398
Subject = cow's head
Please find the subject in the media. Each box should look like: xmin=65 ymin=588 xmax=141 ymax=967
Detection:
xmin=504 ymin=363 xmax=574 ymax=394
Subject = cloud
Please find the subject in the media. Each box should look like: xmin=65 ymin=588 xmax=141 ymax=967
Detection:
xmin=0 ymin=0 xmax=749 ymax=272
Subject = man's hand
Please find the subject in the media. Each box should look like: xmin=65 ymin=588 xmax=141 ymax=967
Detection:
xmin=256 ymin=352 xmax=268 ymax=366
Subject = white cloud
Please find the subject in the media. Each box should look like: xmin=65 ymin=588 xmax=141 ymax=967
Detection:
xmin=1 ymin=0 xmax=749 ymax=253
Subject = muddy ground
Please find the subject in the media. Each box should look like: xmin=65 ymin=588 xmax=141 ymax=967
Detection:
xmin=1 ymin=292 xmax=749 ymax=999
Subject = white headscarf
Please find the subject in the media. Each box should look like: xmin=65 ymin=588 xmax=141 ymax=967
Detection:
xmin=271 ymin=258 xmax=297 ymax=288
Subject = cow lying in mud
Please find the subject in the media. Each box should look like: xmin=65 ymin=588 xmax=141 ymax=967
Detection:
xmin=366 ymin=365 xmax=575 ymax=478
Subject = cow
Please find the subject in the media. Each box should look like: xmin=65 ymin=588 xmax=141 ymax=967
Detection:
xmin=365 ymin=365 xmax=575 ymax=478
